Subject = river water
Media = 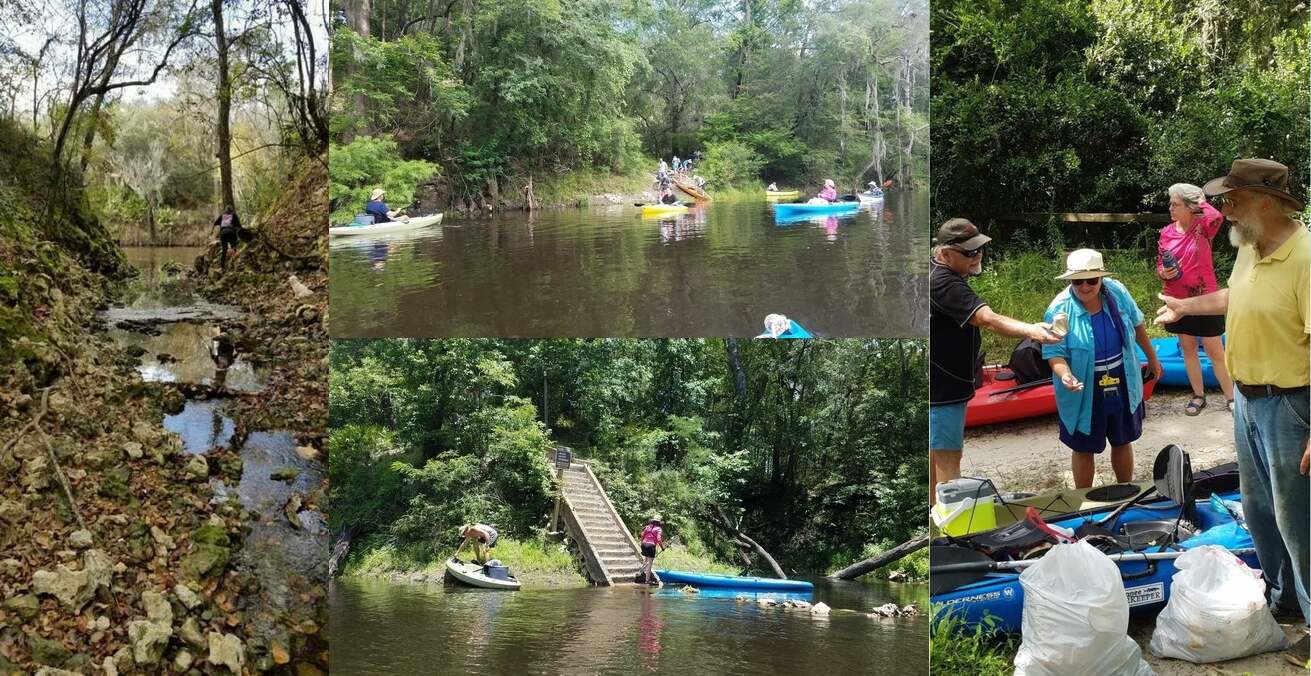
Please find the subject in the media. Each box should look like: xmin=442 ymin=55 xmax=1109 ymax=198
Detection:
xmin=329 ymin=576 xmax=928 ymax=675
xmin=329 ymin=194 xmax=928 ymax=337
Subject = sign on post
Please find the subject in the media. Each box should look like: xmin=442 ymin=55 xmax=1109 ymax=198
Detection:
xmin=554 ymin=446 xmax=573 ymax=469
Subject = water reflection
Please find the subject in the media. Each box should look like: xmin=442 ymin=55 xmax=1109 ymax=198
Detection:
xmin=330 ymin=194 xmax=929 ymax=337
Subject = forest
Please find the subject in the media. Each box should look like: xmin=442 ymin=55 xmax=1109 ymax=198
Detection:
xmin=931 ymin=0 xmax=1308 ymax=240
xmin=329 ymin=0 xmax=929 ymax=218
xmin=329 ymin=339 xmax=928 ymax=577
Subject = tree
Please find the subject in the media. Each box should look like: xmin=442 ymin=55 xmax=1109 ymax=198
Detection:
xmin=110 ymin=119 xmax=169 ymax=243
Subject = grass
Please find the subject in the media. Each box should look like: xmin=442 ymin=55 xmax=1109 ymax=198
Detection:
xmin=530 ymin=165 xmax=657 ymax=206
xmin=969 ymin=247 xmax=1235 ymax=362
xmin=930 ymin=609 xmax=1020 ymax=676
xmin=341 ymin=535 xmax=590 ymax=588
xmin=654 ymin=542 xmax=739 ymax=575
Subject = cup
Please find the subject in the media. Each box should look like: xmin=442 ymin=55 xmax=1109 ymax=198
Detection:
xmin=1050 ymin=312 xmax=1069 ymax=338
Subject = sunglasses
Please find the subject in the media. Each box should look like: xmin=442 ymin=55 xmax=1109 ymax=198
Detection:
xmin=1070 ymin=278 xmax=1101 ymax=286
xmin=950 ymin=246 xmax=984 ymax=258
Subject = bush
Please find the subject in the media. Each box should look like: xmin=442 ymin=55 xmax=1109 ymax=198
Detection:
xmin=328 ymin=135 xmax=439 ymax=224
xmin=698 ymin=141 xmax=766 ymax=188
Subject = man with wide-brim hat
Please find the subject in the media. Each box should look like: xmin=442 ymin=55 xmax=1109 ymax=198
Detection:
xmin=1043 ymin=249 xmax=1162 ymax=489
xmin=364 ymin=187 xmax=410 ymax=224
xmin=929 ymin=218 xmax=1059 ymax=504
xmin=1157 ymin=158 xmax=1309 ymax=659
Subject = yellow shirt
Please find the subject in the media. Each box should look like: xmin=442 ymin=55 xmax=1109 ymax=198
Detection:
xmin=1225 ymin=225 xmax=1310 ymax=387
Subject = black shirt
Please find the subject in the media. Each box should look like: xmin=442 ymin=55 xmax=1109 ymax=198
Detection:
xmin=930 ymin=259 xmax=986 ymax=405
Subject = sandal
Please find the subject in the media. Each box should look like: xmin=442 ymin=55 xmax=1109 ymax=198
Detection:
xmin=1184 ymin=395 xmax=1206 ymax=416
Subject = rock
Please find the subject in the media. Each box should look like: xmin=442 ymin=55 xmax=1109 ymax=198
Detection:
xmin=901 ymin=604 xmax=919 ymax=616
xmin=681 ymin=586 xmax=699 ymax=594
xmin=23 ymin=455 xmax=49 ymax=491
xmin=32 ymin=548 xmax=114 ymax=612
xmin=207 ymin=632 xmax=245 ymax=673
xmin=295 ymin=304 xmax=319 ymax=324
xmin=790 ymin=600 xmax=812 ymax=609
xmin=142 ymin=590 xmax=173 ymax=625
xmin=270 ymin=467 xmax=300 ymax=482
xmin=270 ymin=640 xmax=290 ymax=665
xmin=179 ymin=617 xmax=207 ymax=649
xmin=284 ymin=494 xmax=303 ymax=529
xmin=180 ymin=543 xmax=230 ymax=580
xmin=101 ymin=656 xmax=118 ymax=676
xmin=94 ymin=615 xmax=110 ymax=631
xmin=174 ymin=583 xmax=202 ymax=610
xmin=872 ymin=602 xmax=901 ymax=617
xmin=184 ymin=454 xmax=209 ymax=480
xmin=131 ymin=422 xmax=155 ymax=445
xmin=68 ymin=529 xmax=93 ymax=549
xmin=27 ymin=634 xmax=70 ymax=666
xmin=294 ymin=445 xmax=319 ymax=461
xmin=126 ymin=619 xmax=172 ymax=665
xmin=887 ymin=569 xmax=908 ymax=583
xmin=111 ymin=645 xmax=133 ymax=672
xmin=159 ymin=389 xmax=185 ymax=415
xmin=812 ymin=602 xmax=831 ymax=615
xmin=151 ymin=525 xmax=176 ymax=552
xmin=123 ymin=442 xmax=144 ymax=460
xmin=173 ymin=650 xmax=193 ymax=671
xmin=0 ymin=499 xmax=24 ymax=522
xmin=3 ymin=593 xmax=39 ymax=620
xmin=34 ymin=668 xmax=82 ymax=676
xmin=288 ymin=274 xmax=313 ymax=298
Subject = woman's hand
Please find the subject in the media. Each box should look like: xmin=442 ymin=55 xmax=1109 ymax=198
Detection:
xmin=1060 ymin=372 xmax=1083 ymax=392
xmin=1157 ymin=266 xmax=1179 ymax=281
xmin=1148 ymin=358 xmax=1163 ymax=382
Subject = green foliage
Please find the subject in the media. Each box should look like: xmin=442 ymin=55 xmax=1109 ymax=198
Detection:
xmin=856 ymin=538 xmax=929 ymax=582
xmin=930 ymin=610 xmax=1020 ymax=676
xmin=343 ymin=534 xmax=588 ymax=586
xmin=698 ymin=141 xmax=767 ymax=189
xmin=328 ymin=136 xmax=440 ymax=224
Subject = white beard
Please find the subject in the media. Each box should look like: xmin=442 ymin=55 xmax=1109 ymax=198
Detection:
xmin=1228 ymin=219 xmax=1260 ymax=247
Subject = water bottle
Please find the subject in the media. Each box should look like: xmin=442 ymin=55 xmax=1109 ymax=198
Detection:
xmin=1161 ymin=250 xmax=1181 ymax=278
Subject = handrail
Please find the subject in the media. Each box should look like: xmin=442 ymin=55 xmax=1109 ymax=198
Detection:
xmin=579 ymin=463 xmax=643 ymax=567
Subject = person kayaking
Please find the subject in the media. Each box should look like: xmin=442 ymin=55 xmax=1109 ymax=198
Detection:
xmin=213 ymin=205 xmax=241 ymax=271
xmin=658 ymin=187 xmax=678 ymax=205
xmin=864 ymin=181 xmax=884 ymax=197
xmin=767 ymin=182 xmax=779 ymax=191
xmin=818 ymin=179 xmax=838 ymax=202
xmin=637 ymin=515 xmax=666 ymax=584
xmin=364 ymin=188 xmax=408 ymax=224
xmin=454 ymin=523 xmax=499 ymax=564
xmin=1043 ymin=249 xmax=1162 ymax=489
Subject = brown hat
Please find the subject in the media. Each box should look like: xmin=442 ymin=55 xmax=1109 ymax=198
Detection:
xmin=1203 ymin=159 xmax=1304 ymax=211
xmin=936 ymin=218 xmax=992 ymax=249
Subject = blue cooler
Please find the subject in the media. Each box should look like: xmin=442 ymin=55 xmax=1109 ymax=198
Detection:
xmin=483 ymin=563 xmax=510 ymax=580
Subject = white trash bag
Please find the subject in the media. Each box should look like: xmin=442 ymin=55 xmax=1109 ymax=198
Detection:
xmin=1014 ymin=541 xmax=1155 ymax=676
xmin=1148 ymin=545 xmax=1289 ymax=662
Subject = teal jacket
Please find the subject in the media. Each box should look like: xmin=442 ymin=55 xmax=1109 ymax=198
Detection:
xmin=1041 ymin=278 xmax=1145 ymax=435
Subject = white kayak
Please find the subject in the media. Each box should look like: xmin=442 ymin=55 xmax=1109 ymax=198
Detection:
xmin=329 ymin=213 xmax=443 ymax=237
xmin=444 ymin=558 xmax=521 ymax=590
xmin=857 ymin=192 xmax=884 ymax=203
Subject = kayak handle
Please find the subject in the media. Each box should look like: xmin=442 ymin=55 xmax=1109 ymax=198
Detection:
xmin=1119 ymin=560 xmax=1157 ymax=581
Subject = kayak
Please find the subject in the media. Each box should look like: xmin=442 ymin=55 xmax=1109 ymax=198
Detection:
xmin=965 ymin=364 xmax=1158 ymax=428
xmin=772 ymin=201 xmax=860 ymax=217
xmin=932 ymin=489 xmax=1256 ymax=633
xmin=655 ymin=570 xmax=814 ymax=591
xmin=1136 ymin=336 xmax=1224 ymax=388
xmin=765 ymin=190 xmax=800 ymax=199
xmin=444 ymin=558 xmax=521 ymax=590
xmin=779 ymin=320 xmax=812 ymax=339
xmin=856 ymin=192 xmax=884 ymax=203
xmin=329 ymin=213 xmax=443 ymax=237
xmin=640 ymin=203 xmax=689 ymax=216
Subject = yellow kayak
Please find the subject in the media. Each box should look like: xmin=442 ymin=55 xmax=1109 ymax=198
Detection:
xmin=640 ymin=203 xmax=689 ymax=216
xmin=765 ymin=190 xmax=799 ymax=198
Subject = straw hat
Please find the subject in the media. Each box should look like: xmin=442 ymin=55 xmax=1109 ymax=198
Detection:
xmin=1203 ymin=159 xmax=1304 ymax=211
xmin=1056 ymin=249 xmax=1113 ymax=281
xmin=649 ymin=514 xmax=662 ymax=523
xmin=370 ymin=188 xmax=386 ymax=201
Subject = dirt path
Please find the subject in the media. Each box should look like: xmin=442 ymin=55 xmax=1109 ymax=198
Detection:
xmin=962 ymin=388 xmax=1306 ymax=674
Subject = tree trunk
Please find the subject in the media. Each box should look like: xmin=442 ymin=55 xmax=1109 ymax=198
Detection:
xmin=212 ymin=0 xmax=235 ymax=211
xmin=707 ymin=504 xmax=787 ymax=579
xmin=830 ymin=535 xmax=928 ymax=580
xmin=78 ymin=50 xmax=123 ymax=172
xmin=147 ymin=203 xmax=157 ymax=246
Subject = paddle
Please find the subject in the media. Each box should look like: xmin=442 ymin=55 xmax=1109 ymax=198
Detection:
xmin=1093 ymin=444 xmax=1190 ymax=530
xmin=929 ymin=545 xmax=1256 ymax=595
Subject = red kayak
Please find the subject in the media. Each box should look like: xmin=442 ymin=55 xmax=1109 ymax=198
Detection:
xmin=965 ymin=365 xmax=1158 ymax=427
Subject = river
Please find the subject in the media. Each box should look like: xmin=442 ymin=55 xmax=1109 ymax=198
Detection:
xmin=329 ymin=575 xmax=928 ymax=675
xmin=329 ymin=194 xmax=928 ymax=337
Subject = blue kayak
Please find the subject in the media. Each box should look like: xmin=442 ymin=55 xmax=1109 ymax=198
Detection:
xmin=779 ymin=320 xmax=812 ymax=339
xmin=1136 ymin=336 xmax=1224 ymax=388
xmin=932 ymin=490 xmax=1255 ymax=633
xmin=773 ymin=201 xmax=861 ymax=217
xmin=655 ymin=570 xmax=815 ymax=591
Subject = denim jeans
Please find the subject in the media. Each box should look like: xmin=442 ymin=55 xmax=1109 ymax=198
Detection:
xmin=1233 ymin=388 xmax=1310 ymax=625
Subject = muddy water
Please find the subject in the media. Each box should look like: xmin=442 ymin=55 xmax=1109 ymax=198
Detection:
xmin=330 ymin=576 xmax=929 ymax=674
xmin=329 ymin=194 xmax=929 ymax=337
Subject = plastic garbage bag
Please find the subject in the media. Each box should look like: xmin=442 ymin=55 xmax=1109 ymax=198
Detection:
xmin=1148 ymin=545 xmax=1289 ymax=663
xmin=1013 ymin=541 xmax=1156 ymax=676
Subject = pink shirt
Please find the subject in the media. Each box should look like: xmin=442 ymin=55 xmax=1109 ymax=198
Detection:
xmin=640 ymin=524 xmax=663 ymax=546
xmin=1157 ymin=200 xmax=1223 ymax=298
xmin=819 ymin=186 xmax=837 ymax=201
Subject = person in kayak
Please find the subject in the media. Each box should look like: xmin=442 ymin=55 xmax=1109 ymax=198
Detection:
xmin=930 ymin=219 xmax=1059 ymax=504
xmin=1156 ymin=159 xmax=1309 ymax=661
xmin=1157 ymin=183 xmax=1234 ymax=415
xmin=213 ymin=205 xmax=241 ymax=271
xmin=455 ymin=523 xmax=499 ymax=564
xmin=1043 ymin=249 xmax=1162 ymax=489
xmin=637 ymin=515 xmax=666 ymax=584
xmin=767 ymin=182 xmax=779 ymax=191
xmin=364 ymin=188 xmax=409 ymax=224
xmin=818 ymin=179 xmax=838 ymax=202
xmin=658 ymin=187 xmax=678 ymax=205
xmin=865 ymin=181 xmax=884 ymax=198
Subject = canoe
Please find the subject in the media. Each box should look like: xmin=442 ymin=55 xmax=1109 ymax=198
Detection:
xmin=765 ymin=190 xmax=800 ymax=198
xmin=772 ymin=201 xmax=861 ymax=217
xmin=329 ymin=213 xmax=443 ymax=237
xmin=444 ymin=558 xmax=521 ymax=590
xmin=655 ymin=569 xmax=814 ymax=591
xmin=856 ymin=192 xmax=884 ymax=203
xmin=932 ymin=489 xmax=1256 ymax=633
xmin=964 ymin=364 xmax=1158 ymax=428
xmin=640 ymin=203 xmax=689 ymax=216
xmin=1136 ymin=336 xmax=1224 ymax=388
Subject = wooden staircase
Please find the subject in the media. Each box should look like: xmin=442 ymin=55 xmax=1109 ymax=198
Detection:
xmin=552 ymin=458 xmax=643 ymax=585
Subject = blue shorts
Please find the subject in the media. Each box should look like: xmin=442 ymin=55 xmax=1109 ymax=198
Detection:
xmin=1059 ymin=367 xmax=1144 ymax=453
xmin=930 ymin=402 xmax=968 ymax=451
